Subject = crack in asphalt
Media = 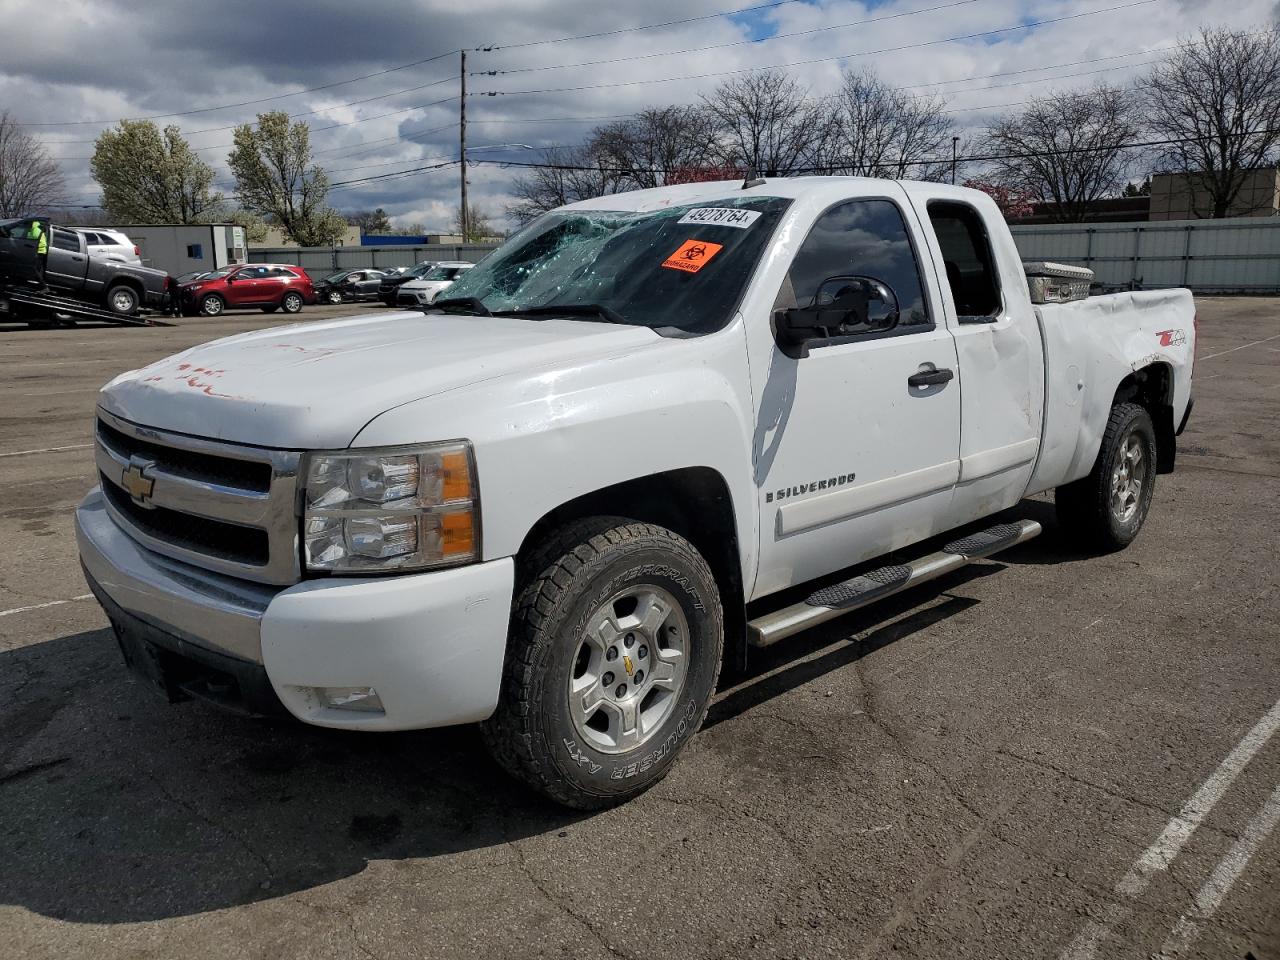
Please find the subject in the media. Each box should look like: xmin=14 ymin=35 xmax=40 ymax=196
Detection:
xmin=151 ymin=775 xmax=275 ymax=881
xmin=505 ymin=834 xmax=632 ymax=960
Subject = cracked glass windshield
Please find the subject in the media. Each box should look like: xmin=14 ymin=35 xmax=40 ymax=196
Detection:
xmin=439 ymin=196 xmax=791 ymax=334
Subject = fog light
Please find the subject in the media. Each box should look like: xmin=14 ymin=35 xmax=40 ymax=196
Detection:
xmin=319 ymin=686 xmax=384 ymax=713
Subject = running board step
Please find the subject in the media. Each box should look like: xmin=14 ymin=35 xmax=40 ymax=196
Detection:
xmin=747 ymin=519 xmax=1042 ymax=648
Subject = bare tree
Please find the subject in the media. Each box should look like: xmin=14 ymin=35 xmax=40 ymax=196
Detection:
xmin=588 ymin=106 xmax=717 ymax=189
xmin=0 ymin=110 xmax=67 ymax=217
xmin=505 ymin=144 xmax=630 ymax=224
xmin=1144 ymin=28 xmax=1280 ymax=218
xmin=817 ymin=70 xmax=954 ymax=180
xmin=984 ymin=85 xmax=1140 ymax=222
xmin=701 ymin=69 xmax=823 ymax=177
xmin=452 ymin=202 xmax=496 ymax=240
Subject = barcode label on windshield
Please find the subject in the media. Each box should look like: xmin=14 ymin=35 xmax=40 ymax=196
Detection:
xmin=677 ymin=208 xmax=761 ymax=229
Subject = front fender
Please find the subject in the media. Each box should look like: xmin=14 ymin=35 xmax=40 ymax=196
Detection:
xmin=351 ymin=332 xmax=759 ymax=586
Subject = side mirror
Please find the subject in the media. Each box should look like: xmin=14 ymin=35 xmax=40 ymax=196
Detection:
xmin=775 ymin=276 xmax=899 ymax=358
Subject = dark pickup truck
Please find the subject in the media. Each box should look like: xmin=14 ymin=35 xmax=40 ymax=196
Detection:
xmin=0 ymin=217 xmax=171 ymax=315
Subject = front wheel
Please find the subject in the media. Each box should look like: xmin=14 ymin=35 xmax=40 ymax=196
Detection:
xmin=326 ymin=289 xmax=343 ymax=304
xmin=1056 ymin=402 xmax=1157 ymax=551
xmin=281 ymin=291 xmax=303 ymax=313
xmin=482 ymin=519 xmax=724 ymax=809
xmin=199 ymin=293 xmax=225 ymax=317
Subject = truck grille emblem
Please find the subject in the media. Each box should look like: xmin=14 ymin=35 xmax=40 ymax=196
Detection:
xmin=122 ymin=457 xmax=157 ymax=506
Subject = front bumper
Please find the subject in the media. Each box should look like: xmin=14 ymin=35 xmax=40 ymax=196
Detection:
xmin=76 ymin=488 xmax=515 ymax=731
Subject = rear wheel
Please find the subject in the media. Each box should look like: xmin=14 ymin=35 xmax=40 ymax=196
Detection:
xmin=482 ymin=518 xmax=724 ymax=809
xmin=1056 ymin=402 xmax=1157 ymax=551
xmin=106 ymin=284 xmax=140 ymax=316
xmin=199 ymin=293 xmax=225 ymax=317
xmin=281 ymin=291 xmax=303 ymax=314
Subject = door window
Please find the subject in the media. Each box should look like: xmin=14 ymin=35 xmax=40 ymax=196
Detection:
xmin=927 ymin=201 xmax=1002 ymax=320
xmin=776 ymin=199 xmax=930 ymax=342
xmin=52 ymin=230 xmax=80 ymax=251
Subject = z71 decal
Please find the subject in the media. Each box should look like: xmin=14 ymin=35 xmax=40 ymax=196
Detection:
xmin=1156 ymin=329 xmax=1187 ymax=347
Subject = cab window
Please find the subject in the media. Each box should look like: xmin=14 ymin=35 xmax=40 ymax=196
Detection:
xmin=52 ymin=229 xmax=81 ymax=251
xmin=927 ymin=201 xmax=1002 ymax=320
xmin=776 ymin=198 xmax=930 ymax=334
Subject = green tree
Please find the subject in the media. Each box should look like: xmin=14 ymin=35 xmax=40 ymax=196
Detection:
xmin=346 ymin=207 xmax=392 ymax=234
xmin=227 ymin=111 xmax=346 ymax=245
xmin=90 ymin=120 xmax=221 ymax=223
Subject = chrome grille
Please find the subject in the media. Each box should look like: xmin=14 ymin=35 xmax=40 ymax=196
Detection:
xmin=95 ymin=409 xmax=302 ymax=585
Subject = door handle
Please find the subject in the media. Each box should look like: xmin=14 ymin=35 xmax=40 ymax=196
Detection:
xmin=908 ymin=367 xmax=954 ymax=388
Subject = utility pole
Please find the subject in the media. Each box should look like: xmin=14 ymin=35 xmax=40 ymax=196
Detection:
xmin=459 ymin=49 xmax=468 ymax=243
xmin=951 ymin=136 xmax=959 ymax=186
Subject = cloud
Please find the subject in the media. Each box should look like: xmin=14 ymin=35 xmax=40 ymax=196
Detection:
xmin=3 ymin=0 xmax=1275 ymax=228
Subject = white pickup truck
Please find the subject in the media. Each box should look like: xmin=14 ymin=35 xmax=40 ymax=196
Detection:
xmin=76 ymin=177 xmax=1195 ymax=808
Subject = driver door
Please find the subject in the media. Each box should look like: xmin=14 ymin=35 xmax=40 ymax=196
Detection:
xmin=752 ymin=196 xmax=962 ymax=597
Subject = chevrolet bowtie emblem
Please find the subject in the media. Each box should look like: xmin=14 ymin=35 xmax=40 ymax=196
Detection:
xmin=623 ymin=655 xmax=634 ymax=676
xmin=122 ymin=457 xmax=156 ymax=506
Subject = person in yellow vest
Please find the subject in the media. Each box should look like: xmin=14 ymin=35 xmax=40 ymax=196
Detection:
xmin=27 ymin=219 xmax=49 ymax=289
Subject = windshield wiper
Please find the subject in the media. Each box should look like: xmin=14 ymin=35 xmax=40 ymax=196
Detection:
xmin=494 ymin=303 xmax=630 ymax=325
xmin=429 ymin=296 xmax=492 ymax=316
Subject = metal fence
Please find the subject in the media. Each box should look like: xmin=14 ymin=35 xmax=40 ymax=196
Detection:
xmin=1009 ymin=216 xmax=1280 ymax=293
xmin=248 ymin=243 xmax=501 ymax=278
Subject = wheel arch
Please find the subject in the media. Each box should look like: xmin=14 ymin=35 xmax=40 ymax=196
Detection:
xmin=1113 ymin=362 xmax=1175 ymax=473
xmin=516 ymin=466 xmax=748 ymax=674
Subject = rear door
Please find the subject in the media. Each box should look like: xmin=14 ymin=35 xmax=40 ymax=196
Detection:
xmin=907 ymin=195 xmax=1044 ymax=529
xmin=47 ymin=229 xmax=89 ymax=289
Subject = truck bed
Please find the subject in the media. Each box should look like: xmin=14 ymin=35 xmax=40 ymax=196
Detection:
xmin=1028 ymin=288 xmax=1196 ymax=495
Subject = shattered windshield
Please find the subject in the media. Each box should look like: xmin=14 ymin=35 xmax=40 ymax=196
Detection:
xmin=441 ymin=196 xmax=791 ymax=334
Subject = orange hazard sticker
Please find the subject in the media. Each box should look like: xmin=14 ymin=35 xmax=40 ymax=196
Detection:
xmin=662 ymin=239 xmax=723 ymax=273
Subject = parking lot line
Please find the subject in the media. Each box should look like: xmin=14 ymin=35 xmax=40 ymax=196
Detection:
xmin=0 ymin=595 xmax=94 ymax=618
xmin=0 ymin=443 xmax=92 ymax=459
xmin=1060 ymin=695 xmax=1280 ymax=960
xmin=1199 ymin=333 xmax=1280 ymax=361
xmin=1155 ymin=783 xmax=1280 ymax=959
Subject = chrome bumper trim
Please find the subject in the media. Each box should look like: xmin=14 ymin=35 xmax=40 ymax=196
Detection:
xmin=76 ymin=487 xmax=277 ymax=663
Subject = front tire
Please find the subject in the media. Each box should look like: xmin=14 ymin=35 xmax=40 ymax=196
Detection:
xmin=326 ymin=289 xmax=343 ymax=304
xmin=482 ymin=519 xmax=724 ymax=809
xmin=199 ymin=293 xmax=225 ymax=317
xmin=106 ymin=284 xmax=140 ymax=316
xmin=281 ymin=291 xmax=304 ymax=313
xmin=1056 ymin=402 xmax=1157 ymax=551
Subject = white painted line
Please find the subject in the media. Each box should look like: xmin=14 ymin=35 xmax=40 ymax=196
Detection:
xmin=0 ymin=443 xmax=92 ymax=459
xmin=1199 ymin=333 xmax=1280 ymax=361
xmin=1155 ymin=783 xmax=1280 ymax=959
xmin=1059 ymin=695 xmax=1280 ymax=960
xmin=0 ymin=594 xmax=95 ymax=618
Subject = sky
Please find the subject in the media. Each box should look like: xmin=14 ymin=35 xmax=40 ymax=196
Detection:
xmin=0 ymin=0 xmax=1275 ymax=231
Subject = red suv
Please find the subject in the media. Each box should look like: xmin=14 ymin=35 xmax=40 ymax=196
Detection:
xmin=180 ymin=264 xmax=316 ymax=317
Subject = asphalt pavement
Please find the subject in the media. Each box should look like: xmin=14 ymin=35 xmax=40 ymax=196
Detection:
xmin=0 ymin=297 xmax=1277 ymax=959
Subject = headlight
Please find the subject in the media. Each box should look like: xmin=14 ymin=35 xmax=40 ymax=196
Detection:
xmin=302 ymin=441 xmax=479 ymax=574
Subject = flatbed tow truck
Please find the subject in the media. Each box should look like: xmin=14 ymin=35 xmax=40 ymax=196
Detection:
xmin=0 ymin=282 xmax=173 ymax=328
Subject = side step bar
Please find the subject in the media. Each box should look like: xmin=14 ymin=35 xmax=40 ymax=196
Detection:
xmin=747 ymin=520 xmax=1041 ymax=648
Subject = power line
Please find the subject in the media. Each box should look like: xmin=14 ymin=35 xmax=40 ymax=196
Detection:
xmin=477 ymin=0 xmax=1160 ymax=97
xmin=477 ymin=0 xmax=985 ymax=76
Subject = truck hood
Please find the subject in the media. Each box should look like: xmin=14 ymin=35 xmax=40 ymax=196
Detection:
xmin=99 ymin=311 xmax=662 ymax=448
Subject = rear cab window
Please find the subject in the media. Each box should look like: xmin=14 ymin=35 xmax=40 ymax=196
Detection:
xmin=926 ymin=201 xmax=1002 ymax=321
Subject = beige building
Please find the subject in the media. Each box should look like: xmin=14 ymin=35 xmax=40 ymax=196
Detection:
xmin=251 ymin=224 xmax=362 ymax=248
xmin=1149 ymin=168 xmax=1280 ymax=221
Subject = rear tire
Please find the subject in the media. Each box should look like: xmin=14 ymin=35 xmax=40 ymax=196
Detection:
xmin=1056 ymin=402 xmax=1156 ymax=552
xmin=482 ymin=518 xmax=724 ymax=809
xmin=281 ymin=291 xmax=303 ymax=314
xmin=199 ymin=294 xmax=225 ymax=317
xmin=106 ymin=284 xmax=140 ymax=316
